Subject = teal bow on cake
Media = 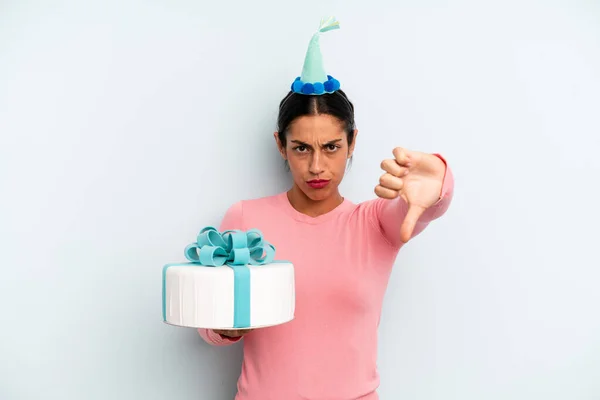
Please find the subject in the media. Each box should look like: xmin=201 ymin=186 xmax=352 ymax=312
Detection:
xmin=162 ymin=227 xmax=277 ymax=328
xmin=184 ymin=226 xmax=275 ymax=266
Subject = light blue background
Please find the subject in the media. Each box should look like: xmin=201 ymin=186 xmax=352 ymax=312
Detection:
xmin=1 ymin=0 xmax=600 ymax=399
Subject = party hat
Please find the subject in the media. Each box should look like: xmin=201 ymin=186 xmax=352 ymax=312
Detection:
xmin=291 ymin=16 xmax=341 ymax=95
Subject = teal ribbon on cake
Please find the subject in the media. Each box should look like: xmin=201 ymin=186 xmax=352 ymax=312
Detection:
xmin=162 ymin=227 xmax=276 ymax=328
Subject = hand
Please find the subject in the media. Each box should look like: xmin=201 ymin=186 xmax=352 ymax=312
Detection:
xmin=213 ymin=329 xmax=253 ymax=338
xmin=375 ymin=147 xmax=446 ymax=243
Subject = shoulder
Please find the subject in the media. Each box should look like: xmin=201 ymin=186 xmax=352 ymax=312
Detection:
xmin=344 ymin=197 xmax=404 ymax=248
xmin=240 ymin=192 xmax=283 ymax=210
xmin=346 ymin=197 xmax=388 ymax=220
xmin=220 ymin=192 xmax=285 ymax=231
xmin=333 ymin=197 xmax=384 ymax=234
xmin=234 ymin=192 xmax=283 ymax=215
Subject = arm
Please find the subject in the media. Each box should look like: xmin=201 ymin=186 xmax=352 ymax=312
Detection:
xmin=375 ymin=153 xmax=454 ymax=248
xmin=197 ymin=201 xmax=245 ymax=346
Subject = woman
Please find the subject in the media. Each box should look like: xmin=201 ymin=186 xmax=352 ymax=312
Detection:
xmin=199 ymin=18 xmax=454 ymax=400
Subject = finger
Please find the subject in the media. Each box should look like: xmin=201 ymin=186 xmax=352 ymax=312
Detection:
xmin=393 ymin=147 xmax=412 ymax=167
xmin=379 ymin=173 xmax=404 ymax=191
xmin=375 ymin=184 xmax=399 ymax=199
xmin=215 ymin=329 xmax=252 ymax=337
xmin=400 ymin=205 xmax=425 ymax=243
xmin=381 ymin=159 xmax=409 ymax=177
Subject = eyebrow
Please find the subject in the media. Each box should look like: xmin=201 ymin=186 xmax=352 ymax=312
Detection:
xmin=290 ymin=139 xmax=342 ymax=147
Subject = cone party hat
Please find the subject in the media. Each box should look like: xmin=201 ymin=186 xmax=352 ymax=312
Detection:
xmin=291 ymin=16 xmax=341 ymax=95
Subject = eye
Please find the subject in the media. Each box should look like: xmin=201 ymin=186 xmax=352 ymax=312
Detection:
xmin=293 ymin=145 xmax=308 ymax=153
xmin=325 ymin=144 xmax=340 ymax=152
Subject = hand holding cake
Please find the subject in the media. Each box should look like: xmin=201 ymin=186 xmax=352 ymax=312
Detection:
xmin=213 ymin=329 xmax=253 ymax=338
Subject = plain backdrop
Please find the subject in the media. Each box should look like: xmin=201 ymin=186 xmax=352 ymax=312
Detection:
xmin=1 ymin=0 xmax=600 ymax=399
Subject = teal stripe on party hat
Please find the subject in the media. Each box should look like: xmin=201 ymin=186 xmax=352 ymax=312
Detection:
xmin=292 ymin=16 xmax=341 ymax=95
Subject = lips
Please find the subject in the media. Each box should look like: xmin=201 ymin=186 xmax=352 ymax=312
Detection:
xmin=306 ymin=179 xmax=330 ymax=189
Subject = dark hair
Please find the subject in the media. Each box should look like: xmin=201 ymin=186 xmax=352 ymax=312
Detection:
xmin=277 ymin=89 xmax=356 ymax=149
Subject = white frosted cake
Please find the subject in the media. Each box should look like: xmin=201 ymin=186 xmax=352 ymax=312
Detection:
xmin=162 ymin=226 xmax=295 ymax=330
xmin=162 ymin=262 xmax=295 ymax=329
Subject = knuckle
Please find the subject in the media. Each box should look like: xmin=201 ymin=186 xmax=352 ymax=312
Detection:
xmin=379 ymin=174 xmax=387 ymax=185
xmin=381 ymin=159 xmax=394 ymax=171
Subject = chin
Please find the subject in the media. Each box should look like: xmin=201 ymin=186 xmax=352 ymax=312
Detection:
xmin=302 ymin=186 xmax=336 ymax=201
xmin=306 ymin=192 xmax=329 ymax=202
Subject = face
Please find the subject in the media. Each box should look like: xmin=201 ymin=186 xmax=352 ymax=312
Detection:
xmin=274 ymin=114 xmax=357 ymax=202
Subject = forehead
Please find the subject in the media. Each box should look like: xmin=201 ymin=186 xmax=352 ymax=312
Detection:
xmin=287 ymin=114 xmax=345 ymax=143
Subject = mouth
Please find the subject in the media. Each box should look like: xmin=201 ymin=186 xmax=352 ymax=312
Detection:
xmin=306 ymin=179 xmax=330 ymax=189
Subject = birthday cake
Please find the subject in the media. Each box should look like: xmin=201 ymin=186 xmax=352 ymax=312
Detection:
xmin=162 ymin=227 xmax=295 ymax=330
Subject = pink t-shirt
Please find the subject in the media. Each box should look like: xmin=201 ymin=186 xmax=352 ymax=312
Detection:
xmin=199 ymin=156 xmax=454 ymax=400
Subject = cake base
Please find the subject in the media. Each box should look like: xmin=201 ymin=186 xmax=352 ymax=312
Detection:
xmin=163 ymin=319 xmax=293 ymax=330
xmin=162 ymin=262 xmax=295 ymax=329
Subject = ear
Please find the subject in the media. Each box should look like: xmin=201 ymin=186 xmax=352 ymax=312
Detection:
xmin=273 ymin=132 xmax=287 ymax=160
xmin=347 ymin=129 xmax=358 ymax=159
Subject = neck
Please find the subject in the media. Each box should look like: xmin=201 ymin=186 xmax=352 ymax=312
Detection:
xmin=286 ymin=184 xmax=344 ymax=217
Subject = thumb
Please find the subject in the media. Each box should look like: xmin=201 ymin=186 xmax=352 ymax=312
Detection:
xmin=400 ymin=204 xmax=425 ymax=243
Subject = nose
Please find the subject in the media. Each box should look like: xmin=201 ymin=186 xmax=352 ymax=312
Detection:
xmin=308 ymin=152 xmax=325 ymax=175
